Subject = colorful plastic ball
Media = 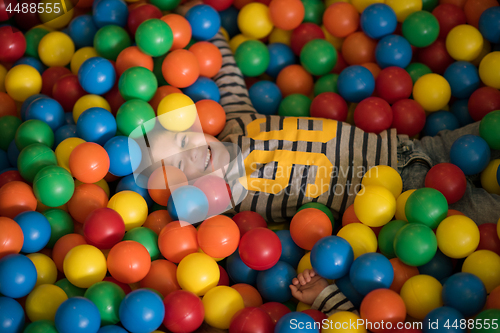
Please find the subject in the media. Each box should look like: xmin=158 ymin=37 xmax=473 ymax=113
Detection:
xmin=278 ymin=94 xmax=311 ymax=117
xmin=388 ymin=257 xmax=420 ymax=294
xmin=69 ymin=142 xmax=110 ymax=183
xmin=108 ymin=190 xmax=148 ymax=231
xmin=478 ymin=51 xmax=500 ymax=90
xmin=161 ymin=49 xmax=200 ymax=88
xmin=107 ymin=241 xmax=151 ymax=284
xmin=25 ymin=96 xmax=65 ymax=131
xmin=375 ymin=34 xmax=413 ymax=69
xmin=468 ymin=86 xmax=500 ymax=122
xmin=480 ymin=110 xmax=500 ymax=150
xmin=13 ymin=211 xmax=50 ymax=253
xmin=337 ymin=65 xmax=375 ymax=103
xmin=63 ymin=244 xmax=107 ymax=288
xmin=436 ymin=215 xmax=480 ymax=259
xmin=360 ymin=4 xmax=397 ymax=39
xmin=122 ymin=227 xmax=159 ymax=261
xmin=378 ymin=220 xmax=408 ymax=259
xmin=17 ymin=143 xmax=56 ymax=183
xmin=24 ymin=320 xmax=60 ymax=333
xmin=68 ymin=15 xmax=98 ymax=49
xmin=443 ymin=61 xmax=480 ymax=99
xmin=140 ymin=259 xmax=179 ymax=297
xmin=185 ymin=4 xmax=221 ymax=41
xmin=5 ymin=64 xmax=43 ymax=102
xmin=353 ymin=185 xmax=396 ymax=227
xmin=43 ymin=208 xmax=74 ymax=248
xmin=167 ymin=185 xmax=209 ymax=225
xmin=231 ymin=211 xmax=267 ymax=238
xmin=83 ymin=208 xmax=125 ymax=250
xmin=413 ymin=73 xmax=451 ymax=112
xmin=290 ymin=208 xmax=332 ymax=251
xmin=446 ymin=24 xmax=483 ymax=62
xmin=0 ymin=180 xmax=38 ymax=218
xmin=478 ymin=6 xmax=500 ymax=43
xmin=0 ymin=296 xmax=25 ymax=333
xmin=238 ymin=227 xmax=282 ymax=271
xmin=104 ymin=136 xmax=141 ymax=177
xmin=424 ymin=163 xmax=467 ymax=205
xmin=362 ymin=165 xmax=403 ymax=200
xmin=275 ymin=230 xmax=305 ymax=268
xmin=119 ymin=289 xmax=164 ymax=333
xmin=462 ymin=249 xmax=500 ymax=294
xmin=423 ymin=306 xmax=466 ymax=333
xmin=0 ymin=26 xmax=26 ymax=63
xmin=33 ymin=165 xmax=75 ymax=208
xmin=93 ymin=25 xmax=132 ymax=61
xmin=26 ymin=284 xmax=68 ymax=322
xmin=229 ymin=307 xmax=273 ymax=333
xmin=310 ymin=235 xmax=354 ymax=279
xmin=268 ymin=0 xmax=303 ymax=31
xmin=300 ymin=39 xmax=337 ymax=77
xmin=14 ymin=57 xmax=46 ymax=75
xmin=237 ymin=3 xmax=272 ymax=40
xmin=118 ymin=66 xmax=157 ymax=102
xmin=416 ymin=251 xmax=453 ymax=284
xmin=449 ymin=134 xmax=490 ymax=175
xmin=226 ymin=250 xmax=258 ymax=285
xmin=0 ymin=217 xmax=23 ymax=259
xmin=309 ymin=92 xmax=346 ymax=122
xmin=27 ymin=252 xmax=57 ymax=286
xmin=290 ymin=22 xmax=325 ymax=57
xmin=354 ymin=97 xmax=393 ymax=134
xmin=349 ymin=252 xmax=394 ymax=295
xmin=400 ymin=274 xmax=443 ymax=320
xmin=323 ymin=2 xmax=359 ymax=38
xmin=235 ymin=40 xmax=270 ymax=77
xmin=77 ymin=57 xmax=115 ymax=96
xmin=55 ymin=124 xmax=78 ymax=146
xmin=202 ymin=286 xmax=244 ymax=330
xmin=275 ymin=312 xmax=317 ymax=333
xmin=177 ymin=252 xmax=220 ymax=296
xmin=359 ymin=289 xmax=406 ymax=332
xmin=256 ymin=261 xmax=296 ymax=303
xmin=477 ymin=223 xmax=500 ymax=256
xmin=92 ymin=0 xmax=128 ymax=28
xmin=16 ymin=119 xmax=54 ymax=151
xmin=423 ymin=110 xmax=460 ymax=137
xmin=0 ymin=116 xmax=21 ymax=151
xmin=52 ymin=234 xmax=87 ymax=273
xmin=337 ymin=222 xmax=378 ymax=260
xmin=247 ymin=81 xmax=281 ymax=116
xmin=259 ymin=302 xmax=291 ymax=326
xmin=442 ymin=272 xmax=487 ymax=317
xmin=183 ymin=77 xmax=220 ymax=103
xmin=197 ymin=215 xmax=239 ymax=259
xmin=135 ymin=19 xmax=173 ymax=57
xmin=376 ymin=66 xmax=413 ymax=105
xmin=157 ymin=219 xmax=198 ymax=262
xmin=162 ymin=290 xmax=204 ymax=333
xmin=276 ymin=64 xmax=314 ymax=97
xmin=55 ymin=297 xmax=101 ymax=333
xmin=67 ymin=183 xmax=108 ymax=224
xmin=394 ymin=223 xmax=438 ymax=266
xmin=116 ymin=99 xmax=155 ymax=138
xmin=265 ymin=43 xmax=296 ymax=79
xmin=161 ymin=14 xmax=192 ymax=51
xmin=52 ymin=74 xmax=87 ymax=113
xmin=37 ymin=32 xmax=75 ymax=68
xmin=0 ymin=254 xmax=37 ymax=298
xmin=405 ymin=187 xmax=448 ymax=229
xmin=402 ymin=11 xmax=439 ymax=48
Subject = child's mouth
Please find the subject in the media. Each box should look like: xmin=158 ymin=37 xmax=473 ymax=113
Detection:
xmin=204 ymin=146 xmax=212 ymax=171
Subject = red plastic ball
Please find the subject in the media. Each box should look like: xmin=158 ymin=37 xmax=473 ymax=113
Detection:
xmin=375 ymin=67 xmax=413 ymax=105
xmin=332 ymin=52 xmax=349 ymax=74
xmin=103 ymin=84 xmax=125 ymax=116
xmin=83 ymin=207 xmax=126 ymax=249
xmin=107 ymin=240 xmax=152 ymax=284
xmin=193 ymin=175 xmax=231 ymax=217
xmin=232 ymin=211 xmax=267 ymax=238
xmin=0 ymin=92 xmax=17 ymax=117
xmin=218 ymin=264 xmax=230 ymax=286
xmin=52 ymin=74 xmax=87 ymax=112
xmin=424 ymin=163 xmax=467 ymax=204
xmin=239 ymin=227 xmax=282 ymax=271
xmin=203 ymin=0 xmax=233 ymax=11
xmin=310 ymin=92 xmax=348 ymax=122
xmin=416 ymin=39 xmax=454 ymax=75
xmin=468 ymin=87 xmax=500 ymax=122
xmin=0 ymin=26 xmax=26 ymax=63
xmin=354 ymin=97 xmax=393 ymax=134
xmin=163 ymin=290 xmax=205 ymax=333
xmin=302 ymin=309 xmax=328 ymax=327
xmin=127 ymin=4 xmax=162 ymax=36
xmin=463 ymin=0 xmax=498 ymax=28
xmin=391 ymin=99 xmax=426 ymax=137
xmin=432 ymin=4 xmax=467 ymax=40
xmin=14 ymin=0 xmax=42 ymax=30
xmin=0 ymin=170 xmax=24 ymax=189
xmin=290 ymin=23 xmax=325 ymax=56
xmin=259 ymin=302 xmax=291 ymax=326
xmin=477 ymin=223 xmax=500 ymax=256
xmin=41 ymin=67 xmax=72 ymax=97
xmin=229 ymin=307 xmax=274 ymax=333
xmin=0 ymin=0 xmax=16 ymax=21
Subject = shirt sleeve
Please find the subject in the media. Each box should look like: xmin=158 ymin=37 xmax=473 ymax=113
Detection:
xmin=311 ymin=284 xmax=360 ymax=316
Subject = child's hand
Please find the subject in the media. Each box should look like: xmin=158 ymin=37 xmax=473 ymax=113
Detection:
xmin=289 ymin=269 xmax=329 ymax=305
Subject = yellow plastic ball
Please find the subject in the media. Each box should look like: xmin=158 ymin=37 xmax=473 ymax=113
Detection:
xmin=395 ymin=189 xmax=416 ymax=222
xmin=436 ymin=215 xmax=480 ymax=259
xmin=5 ymin=64 xmax=42 ymax=102
xmin=237 ymin=3 xmax=274 ymax=39
xmin=385 ymin=0 xmax=422 ymax=22
xmin=322 ymin=26 xmax=344 ymax=51
xmin=75 ymin=178 xmax=110 ymax=198
xmin=70 ymin=47 xmax=98 ymax=75
xmin=353 ymin=185 xmax=396 ymax=227
xmin=26 ymin=284 xmax=68 ymax=322
xmin=480 ymin=159 xmax=500 ymax=195
xmin=107 ymin=191 xmax=148 ymax=231
xmin=400 ymin=275 xmax=443 ymax=320
xmin=269 ymin=28 xmax=292 ymax=46
xmin=0 ymin=64 xmax=7 ymax=92
xmin=63 ymin=244 xmax=107 ymax=288
xmin=202 ymin=286 xmax=245 ymax=329
xmin=38 ymin=32 xmax=75 ymax=67
xmin=446 ymin=25 xmax=483 ymax=62
xmin=322 ymin=311 xmax=367 ymax=333
xmin=472 ymin=39 xmax=491 ymax=67
xmin=297 ymin=252 xmax=312 ymax=274
xmin=230 ymin=34 xmax=252 ymax=55
xmin=56 ymin=137 xmax=86 ymax=173
xmin=362 ymin=165 xmax=403 ymax=199
xmin=325 ymin=0 xmax=349 ymax=7
xmin=413 ymin=74 xmax=451 ymax=112
xmin=351 ymin=0 xmax=384 ymax=13
xmin=27 ymin=253 xmax=58 ymax=287
xmin=39 ymin=0 xmax=74 ymax=29
xmin=177 ymin=253 xmax=220 ymax=296
xmin=479 ymin=51 xmax=500 ymax=89
xmin=73 ymin=94 xmax=111 ymax=123
xmin=297 ymin=302 xmax=312 ymax=312
xmin=462 ymin=250 xmax=500 ymax=294
xmin=337 ymin=223 xmax=377 ymax=259
xmin=157 ymin=93 xmax=197 ymax=132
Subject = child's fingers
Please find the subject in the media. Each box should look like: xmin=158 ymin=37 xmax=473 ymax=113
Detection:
xmin=298 ymin=274 xmax=307 ymax=285
xmin=289 ymin=284 xmax=299 ymax=295
xmin=292 ymin=277 xmax=300 ymax=285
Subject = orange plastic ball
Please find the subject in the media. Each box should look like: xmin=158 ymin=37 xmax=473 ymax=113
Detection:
xmin=143 ymin=210 xmax=173 ymax=235
xmin=139 ymin=259 xmax=180 ymax=297
xmin=360 ymin=289 xmax=407 ymax=333
xmin=231 ymin=283 xmax=263 ymax=308
xmin=269 ymin=0 xmax=305 ymax=31
xmin=323 ymin=2 xmax=360 ymax=38
xmin=161 ymin=49 xmax=200 ymax=88
xmin=486 ymin=285 xmax=500 ymax=310
xmin=158 ymin=221 xmax=198 ymax=263
xmin=0 ymin=92 xmax=17 ymax=117
xmin=389 ymin=258 xmax=420 ymax=293
xmin=276 ymin=64 xmax=314 ymax=97
xmin=342 ymin=32 xmax=377 ymax=65
xmin=52 ymin=233 xmax=87 ymax=272
xmin=342 ymin=204 xmax=362 ymax=225
xmin=0 ymin=217 xmax=24 ymax=259
xmin=107 ymin=240 xmax=152 ymax=284
xmin=197 ymin=215 xmax=240 ymax=258
xmin=148 ymin=165 xmax=188 ymax=206
xmin=290 ymin=208 xmax=333 ymax=250
xmin=161 ymin=14 xmax=192 ymax=50
xmin=115 ymin=46 xmax=154 ymax=76
xmin=149 ymin=85 xmax=183 ymax=112
xmin=69 ymin=143 xmax=110 ymax=184
xmin=440 ymin=0 xmax=467 ymax=8
xmin=0 ymin=181 xmax=37 ymax=219
xmin=447 ymin=209 xmax=465 ymax=217
xmin=463 ymin=0 xmax=498 ymax=28
xmin=189 ymin=41 xmax=223 ymax=78
xmin=67 ymin=183 xmax=109 ymax=223
xmin=361 ymin=62 xmax=382 ymax=80
xmin=233 ymin=0 xmax=253 ymax=10
xmin=194 ymin=100 xmax=226 ymax=136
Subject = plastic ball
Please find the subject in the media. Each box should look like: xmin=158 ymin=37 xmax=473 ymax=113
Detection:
xmin=157 ymin=92 xmax=197 ymax=132
xmin=376 ymin=66 xmax=413 ymax=105
xmin=354 ymin=97 xmax=393 ymax=134
xmin=239 ymin=227 xmax=282 ymax=271
xmin=77 ymin=57 xmax=115 ymax=95
xmin=140 ymin=259 xmax=180 ymax=297
xmin=63 ymin=244 xmax=107 ymax=288
xmin=436 ymin=215 xmax=480 ymax=259
xmin=231 ymin=283 xmax=262 ymax=308
xmin=478 ymin=51 xmax=500 ymax=90
xmin=300 ymin=39 xmax=337 ymax=76
xmin=83 ymin=207 xmax=125 ymax=249
xmin=92 ymin=0 xmax=128 ymax=27
xmin=449 ymin=134 xmax=490 ymax=175
xmin=446 ymin=24 xmax=483 ymax=61
xmin=405 ymin=187 xmax=449 ymax=229
xmin=378 ymin=220 xmax=408 ymax=259
xmin=26 ymin=284 xmax=68 ymax=322
xmin=167 ymin=185 xmax=209 ymax=224
xmin=350 ymin=252 xmax=394 ymax=295
xmin=337 ymin=222 xmax=378 ymax=259
xmin=34 ymin=165 xmax=75 ymax=207
xmin=13 ymin=211 xmax=50 ymax=253
xmin=276 ymin=64 xmax=314 ymax=97
xmin=274 ymin=230 xmax=305 ymax=268
xmin=122 ymin=227 xmax=159 ymax=261
xmin=423 ymin=110 xmax=460 ymax=137
xmin=353 ymin=185 xmax=396 ymax=227
xmin=104 ymin=136 xmax=142 ymax=177
xmin=477 ymin=223 xmax=500 ymax=256
xmin=17 ymin=143 xmax=56 ymax=183
xmin=197 ymin=215 xmax=239 ymax=258
xmin=237 ymin=3 xmax=272 ymax=39
xmin=161 ymin=14 xmax=192 ymax=51
xmin=0 ymin=296 xmax=25 ymax=333
xmin=106 ymin=241 xmax=151 ymax=284
xmin=161 ymin=49 xmax=200 ymax=88
xmin=0 ymin=26 xmax=26 ymax=63
xmin=337 ymin=65 xmax=375 ymax=103
xmin=402 ymin=11 xmax=440 ymax=48
xmin=37 ymin=32 xmax=74 ymax=68
xmin=360 ymin=4 xmax=398 ymax=39
xmin=314 ymin=311 xmax=359 ymax=333
xmin=118 ymin=289 xmax=164 ymax=333
xmin=0 ymin=217 xmax=23 ymax=259
xmin=462 ymin=249 xmax=500 ymax=294
xmin=413 ymin=73 xmax=451 ymax=112
xmin=25 ymin=97 xmax=65 ymax=131
xmin=444 ymin=61 xmax=480 ymax=99
xmin=185 ymin=4 xmax=221 ymax=41
xmin=202 ymin=286 xmax=244 ymax=330
xmin=116 ymin=99 xmax=156 ymax=138
xmin=0 ymin=254 xmax=37 ymax=298
xmin=162 ymin=290 xmax=204 ymax=333
xmin=269 ymin=0 xmax=304 ymax=31
xmin=290 ymin=22 xmax=325 ymax=56
xmin=55 ymin=297 xmax=101 ymax=333
xmin=375 ymin=34 xmax=413 ymax=69
xmin=423 ymin=306 xmax=465 ymax=333
xmin=43 ymin=208 xmax=74 ymax=248
xmin=229 ymin=307 xmax=274 ymax=333
xmin=158 ymin=221 xmax=198 ymax=263
xmin=323 ymin=2 xmax=359 ymax=38
xmin=183 ymin=77 xmax=220 ymax=103
xmin=107 ymin=190 xmax=148 ymax=231
xmin=235 ymin=40 xmax=270 ymax=78
xmin=147 ymin=165 xmax=188 ymax=207
xmin=66 ymin=182 xmax=108 ymax=224
xmin=177 ymin=252 xmax=220 ymax=296
xmin=118 ymin=66 xmax=157 ymax=102
xmin=400 ymin=274 xmax=443 ymax=320
xmin=388 ymin=257 xmax=419 ymax=294
xmin=442 ymin=272 xmax=487 ymax=317
xmin=226 ymin=250 xmax=258 ymax=285
xmin=310 ymin=236 xmax=354 ymax=279
xmin=259 ymin=302 xmax=291 ymax=326
xmin=248 ymin=81 xmax=282 ymax=115
xmin=0 ymin=180 xmax=38 ymax=218
xmin=479 ymin=111 xmax=500 ymax=150
xmin=385 ymin=0 xmax=422 ymax=22
xmin=424 ymin=163 xmax=467 ymax=205
xmin=468 ymin=86 xmax=500 ymax=122
xmin=290 ymin=208 xmax=332 ymax=251
xmin=135 ymin=19 xmax=173 ymax=58
xmin=5 ymin=64 xmax=42 ymax=102
xmin=94 ymin=25 xmax=132 ymax=61
xmin=26 ymin=252 xmax=57 ymax=286
xmin=394 ymin=223 xmax=438 ymax=266
xmin=359 ymin=289 xmax=406 ymax=333
xmin=256 ymin=261 xmax=296 ymax=303
xmin=69 ymin=142 xmax=110 ymax=183
xmin=68 ymin=15 xmax=98 ymax=49
xmin=278 ymin=94 xmax=311 ymax=117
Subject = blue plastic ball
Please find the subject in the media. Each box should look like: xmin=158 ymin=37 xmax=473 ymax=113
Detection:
xmin=256 ymin=261 xmax=296 ymax=303
xmin=479 ymin=6 xmax=500 ymax=44
xmin=13 ymin=57 xmax=46 ymax=74
xmin=349 ymin=252 xmax=394 ymax=295
xmin=116 ymin=174 xmax=153 ymax=207
xmin=219 ymin=6 xmax=240 ymax=38
xmin=423 ymin=111 xmax=460 ymax=137
xmin=275 ymin=312 xmax=318 ymax=333
xmin=78 ymin=57 xmax=116 ymax=95
xmin=335 ymin=274 xmax=364 ymax=309
xmin=97 ymin=326 xmax=129 ymax=333
xmin=310 ymin=236 xmax=354 ymax=280
xmin=337 ymin=65 xmax=375 ymax=103
xmin=276 ymin=230 xmax=305 ymax=268
xmin=226 ymin=250 xmax=258 ymax=285
xmin=167 ymin=185 xmax=209 ymax=224
xmin=104 ymin=136 xmax=142 ymax=177
xmin=0 ymin=149 xmax=10 ymax=171
xmin=375 ymin=34 xmax=413 ymax=69
xmin=497 ymin=163 xmax=500 ymax=184
xmin=266 ymin=43 xmax=296 ymax=78
xmin=182 ymin=77 xmax=220 ymax=103
xmin=119 ymin=289 xmax=165 ymax=333
xmin=55 ymin=297 xmax=101 ymax=333
xmin=69 ymin=15 xmax=98 ymax=49
xmin=450 ymin=99 xmax=474 ymax=127
xmin=76 ymin=107 xmax=117 ymax=145
xmin=0 ymin=254 xmax=37 ymax=298
xmin=26 ymin=97 xmax=65 ymax=131
xmin=449 ymin=134 xmax=491 ymax=175
xmin=14 ymin=211 xmax=51 ymax=253
xmin=423 ymin=306 xmax=466 ymax=333
xmin=360 ymin=4 xmax=397 ymax=40
xmin=249 ymin=80 xmax=283 ymax=115
xmin=443 ymin=61 xmax=480 ymax=99
xmin=20 ymin=94 xmax=48 ymax=121
xmin=0 ymin=296 xmax=25 ymax=333
xmin=92 ymin=0 xmax=128 ymax=28
xmin=418 ymin=250 xmax=453 ymax=282
xmin=442 ymin=272 xmax=487 ymax=317
xmin=65 ymin=112 xmax=76 ymax=125
xmin=185 ymin=4 xmax=221 ymax=41
xmin=7 ymin=140 xmax=19 ymax=167
xmin=55 ymin=124 xmax=78 ymax=147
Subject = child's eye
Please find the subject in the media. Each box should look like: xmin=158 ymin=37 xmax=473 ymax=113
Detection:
xmin=178 ymin=160 xmax=182 ymax=170
xmin=181 ymin=136 xmax=186 ymax=148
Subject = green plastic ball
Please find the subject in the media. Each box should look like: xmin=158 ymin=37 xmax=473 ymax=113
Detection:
xmin=422 ymin=0 xmax=439 ymax=12
xmin=23 ymin=320 xmax=58 ymax=333
xmin=297 ymin=202 xmax=336 ymax=230
xmin=283 ymin=300 xmax=297 ymax=312
xmin=33 ymin=165 xmax=75 ymax=207
xmin=116 ymin=99 xmax=156 ymax=138
xmin=153 ymin=54 xmax=168 ymax=86
xmin=406 ymin=62 xmax=432 ymax=84
xmin=402 ymin=11 xmax=440 ymax=48
xmin=118 ymin=67 xmax=158 ymax=102
xmin=94 ymin=25 xmax=132 ymax=61
xmin=472 ymin=309 xmax=500 ymax=333
xmin=25 ymin=28 xmax=50 ymax=59
xmin=300 ymin=39 xmax=337 ymax=76
xmin=84 ymin=281 xmax=126 ymax=326
xmin=479 ymin=110 xmax=500 ymax=150
xmin=314 ymin=73 xmax=339 ymax=96
xmin=148 ymin=0 xmax=181 ymax=11
xmin=17 ymin=143 xmax=57 ymax=183
xmin=123 ymin=227 xmax=160 ymax=260
xmin=43 ymin=209 xmax=74 ymax=248
xmin=234 ymin=40 xmax=270 ymax=77
xmin=136 ymin=19 xmax=174 ymax=57
xmin=378 ymin=220 xmax=408 ymax=259
xmin=394 ymin=223 xmax=437 ymax=266
xmin=302 ymin=0 xmax=325 ymax=25
xmin=0 ymin=116 xmax=22 ymax=151
xmin=405 ymin=188 xmax=448 ymax=229
xmin=278 ymin=94 xmax=312 ymax=117
xmin=55 ymin=278 xmax=86 ymax=297
xmin=15 ymin=119 xmax=54 ymax=151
